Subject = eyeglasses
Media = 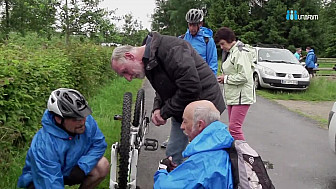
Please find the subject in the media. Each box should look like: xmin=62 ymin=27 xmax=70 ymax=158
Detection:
xmin=64 ymin=117 xmax=86 ymax=121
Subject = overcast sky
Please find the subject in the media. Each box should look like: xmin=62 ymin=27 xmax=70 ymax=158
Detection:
xmin=99 ymin=0 xmax=156 ymax=30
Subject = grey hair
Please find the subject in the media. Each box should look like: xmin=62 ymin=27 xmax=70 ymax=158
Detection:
xmin=193 ymin=107 xmax=220 ymax=127
xmin=111 ymin=45 xmax=134 ymax=63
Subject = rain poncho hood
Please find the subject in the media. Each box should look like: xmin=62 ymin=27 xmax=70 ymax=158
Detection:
xmin=17 ymin=110 xmax=107 ymax=189
xmin=154 ymin=121 xmax=234 ymax=189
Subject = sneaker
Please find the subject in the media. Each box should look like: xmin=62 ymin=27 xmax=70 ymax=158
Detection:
xmin=160 ymin=136 xmax=169 ymax=148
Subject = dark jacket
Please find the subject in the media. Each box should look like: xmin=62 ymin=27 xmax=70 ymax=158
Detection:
xmin=142 ymin=32 xmax=225 ymax=123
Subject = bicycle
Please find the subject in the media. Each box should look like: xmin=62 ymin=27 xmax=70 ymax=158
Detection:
xmin=110 ymin=89 xmax=158 ymax=189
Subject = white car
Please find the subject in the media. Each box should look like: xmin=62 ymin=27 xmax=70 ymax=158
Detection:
xmin=253 ymin=46 xmax=310 ymax=90
xmin=328 ymin=102 xmax=336 ymax=152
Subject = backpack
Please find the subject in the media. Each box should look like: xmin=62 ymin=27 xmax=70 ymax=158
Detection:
xmin=226 ymin=140 xmax=275 ymax=189
xmin=313 ymin=54 xmax=318 ymax=64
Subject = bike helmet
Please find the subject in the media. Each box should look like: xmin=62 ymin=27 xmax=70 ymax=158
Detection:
xmin=185 ymin=9 xmax=204 ymax=24
xmin=47 ymin=88 xmax=92 ymax=118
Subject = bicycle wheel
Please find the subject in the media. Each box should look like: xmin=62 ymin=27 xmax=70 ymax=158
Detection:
xmin=118 ymin=92 xmax=132 ymax=189
xmin=133 ymin=89 xmax=145 ymax=128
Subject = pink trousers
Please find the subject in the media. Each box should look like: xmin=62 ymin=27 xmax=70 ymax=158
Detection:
xmin=227 ymin=104 xmax=250 ymax=140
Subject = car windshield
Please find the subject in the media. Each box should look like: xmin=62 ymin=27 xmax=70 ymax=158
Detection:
xmin=258 ymin=49 xmax=300 ymax=64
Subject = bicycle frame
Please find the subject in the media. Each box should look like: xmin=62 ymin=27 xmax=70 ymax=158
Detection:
xmin=109 ymin=112 xmax=150 ymax=189
xmin=110 ymin=90 xmax=158 ymax=189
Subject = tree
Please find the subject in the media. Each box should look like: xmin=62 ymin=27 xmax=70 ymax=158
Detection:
xmin=121 ymin=13 xmax=148 ymax=46
xmin=319 ymin=1 xmax=336 ymax=57
xmin=56 ymin=0 xmax=118 ymax=44
xmin=8 ymin=0 xmax=57 ymax=37
xmin=0 ymin=0 xmax=12 ymax=39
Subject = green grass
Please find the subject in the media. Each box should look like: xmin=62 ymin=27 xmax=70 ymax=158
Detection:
xmin=257 ymin=77 xmax=336 ymax=101
xmin=1 ymin=77 xmax=143 ymax=189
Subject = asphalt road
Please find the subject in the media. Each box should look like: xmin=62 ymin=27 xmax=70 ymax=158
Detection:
xmin=136 ymin=79 xmax=336 ymax=189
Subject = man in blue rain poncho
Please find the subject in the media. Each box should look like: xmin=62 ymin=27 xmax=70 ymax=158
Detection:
xmin=154 ymin=100 xmax=233 ymax=189
xmin=17 ymin=88 xmax=109 ymax=189
xmin=182 ymin=9 xmax=218 ymax=76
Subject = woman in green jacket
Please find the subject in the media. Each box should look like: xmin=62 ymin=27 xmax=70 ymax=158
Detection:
xmin=215 ymin=27 xmax=256 ymax=140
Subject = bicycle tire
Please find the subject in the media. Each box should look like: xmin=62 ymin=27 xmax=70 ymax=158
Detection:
xmin=133 ymin=89 xmax=145 ymax=128
xmin=118 ymin=92 xmax=132 ymax=189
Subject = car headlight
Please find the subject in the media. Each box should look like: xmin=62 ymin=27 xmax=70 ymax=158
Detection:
xmin=302 ymin=70 xmax=309 ymax=78
xmin=261 ymin=66 xmax=276 ymax=76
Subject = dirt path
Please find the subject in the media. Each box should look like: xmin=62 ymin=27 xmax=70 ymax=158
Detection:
xmin=275 ymin=100 xmax=334 ymax=128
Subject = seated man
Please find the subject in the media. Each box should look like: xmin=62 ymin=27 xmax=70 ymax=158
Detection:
xmin=154 ymin=100 xmax=234 ymax=189
xmin=17 ymin=88 xmax=109 ymax=189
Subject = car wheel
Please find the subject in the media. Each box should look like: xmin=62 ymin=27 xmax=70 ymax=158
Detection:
xmin=254 ymin=73 xmax=261 ymax=90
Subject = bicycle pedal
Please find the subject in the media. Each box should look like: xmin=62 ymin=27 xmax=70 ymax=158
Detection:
xmin=113 ymin=115 xmax=122 ymax=121
xmin=144 ymin=138 xmax=158 ymax=151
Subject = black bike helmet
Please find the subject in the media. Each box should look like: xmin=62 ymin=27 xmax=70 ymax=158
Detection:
xmin=185 ymin=9 xmax=204 ymax=24
xmin=47 ymin=88 xmax=92 ymax=118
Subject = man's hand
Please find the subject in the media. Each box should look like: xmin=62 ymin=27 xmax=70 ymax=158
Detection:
xmin=158 ymin=156 xmax=177 ymax=172
xmin=152 ymin=109 xmax=167 ymax=126
xmin=217 ymin=75 xmax=224 ymax=84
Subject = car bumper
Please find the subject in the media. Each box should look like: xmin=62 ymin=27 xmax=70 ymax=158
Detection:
xmin=328 ymin=102 xmax=336 ymax=153
xmin=261 ymin=78 xmax=310 ymax=90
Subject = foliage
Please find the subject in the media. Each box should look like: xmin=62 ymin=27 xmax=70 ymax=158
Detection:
xmin=319 ymin=1 xmax=336 ymax=57
xmin=56 ymin=0 xmax=117 ymax=44
xmin=0 ymin=0 xmax=119 ymax=43
xmin=4 ymin=0 xmax=58 ymax=37
xmin=0 ymin=32 xmax=116 ymax=169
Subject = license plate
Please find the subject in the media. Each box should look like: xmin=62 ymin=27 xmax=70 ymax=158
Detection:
xmin=282 ymin=80 xmax=298 ymax=85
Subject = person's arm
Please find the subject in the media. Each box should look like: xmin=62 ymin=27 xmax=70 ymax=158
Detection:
xmin=29 ymin=144 xmax=64 ymax=188
xmin=206 ymin=38 xmax=218 ymax=75
xmin=152 ymin=92 xmax=162 ymax=113
xmin=225 ymin=51 xmax=251 ymax=86
xmin=154 ymin=160 xmax=199 ymax=188
xmin=77 ymin=116 xmax=107 ymax=175
xmin=159 ymin=44 xmax=202 ymax=120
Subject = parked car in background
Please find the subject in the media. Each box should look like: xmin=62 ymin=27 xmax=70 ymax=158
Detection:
xmin=253 ymin=46 xmax=310 ymax=90
xmin=328 ymin=102 xmax=336 ymax=153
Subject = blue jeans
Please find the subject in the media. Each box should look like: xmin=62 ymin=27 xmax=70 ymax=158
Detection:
xmin=165 ymin=118 xmax=188 ymax=165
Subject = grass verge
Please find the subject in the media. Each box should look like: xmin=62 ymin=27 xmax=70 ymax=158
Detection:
xmin=257 ymin=77 xmax=336 ymax=101
xmin=0 ymin=77 xmax=143 ymax=189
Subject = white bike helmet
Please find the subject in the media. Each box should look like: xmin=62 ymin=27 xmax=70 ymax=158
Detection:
xmin=47 ymin=88 xmax=92 ymax=118
xmin=185 ymin=9 xmax=204 ymax=24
